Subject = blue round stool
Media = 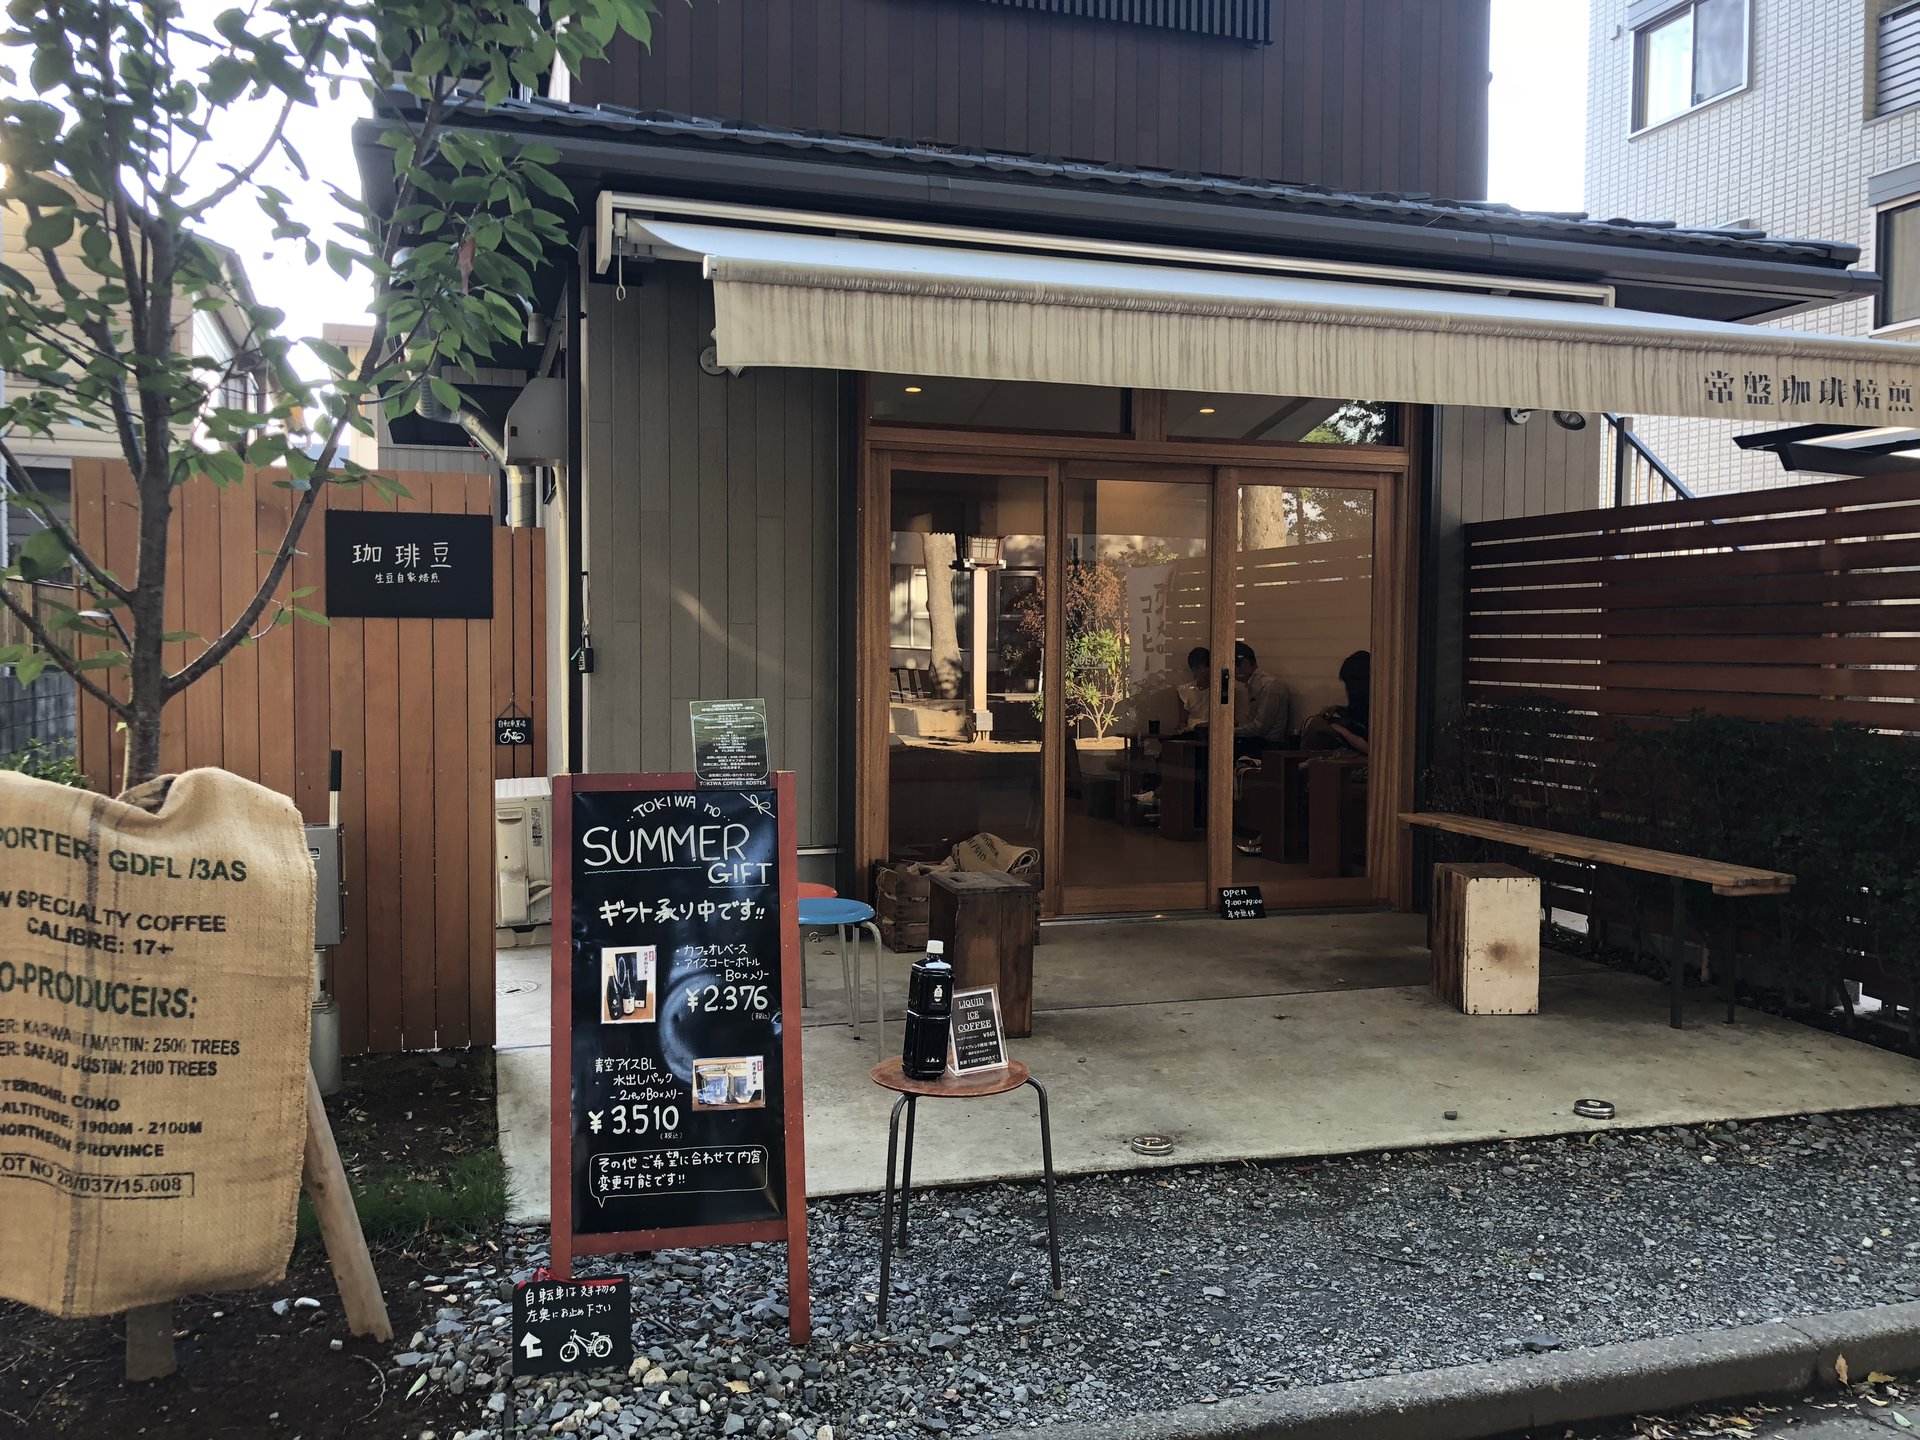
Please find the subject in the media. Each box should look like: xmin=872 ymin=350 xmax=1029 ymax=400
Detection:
xmin=797 ymin=896 xmax=884 ymax=1036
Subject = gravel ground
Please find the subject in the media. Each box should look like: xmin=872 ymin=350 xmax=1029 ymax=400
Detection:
xmin=389 ymin=1108 xmax=1920 ymax=1440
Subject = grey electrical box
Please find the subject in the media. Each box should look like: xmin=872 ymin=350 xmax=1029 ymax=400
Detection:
xmin=306 ymin=823 xmax=345 ymax=948
xmin=504 ymin=377 xmax=566 ymax=463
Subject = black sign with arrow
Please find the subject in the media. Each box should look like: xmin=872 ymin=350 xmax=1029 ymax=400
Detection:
xmin=511 ymin=1275 xmax=632 ymax=1377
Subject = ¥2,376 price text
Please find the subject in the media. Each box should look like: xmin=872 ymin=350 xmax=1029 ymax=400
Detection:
xmin=684 ymin=983 xmax=769 ymax=1014
xmin=587 ymin=1103 xmax=682 ymax=1137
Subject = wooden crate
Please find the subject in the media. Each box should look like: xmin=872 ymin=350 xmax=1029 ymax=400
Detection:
xmin=1431 ymin=862 xmax=1540 ymax=1016
xmin=929 ymin=870 xmax=1035 ymax=1038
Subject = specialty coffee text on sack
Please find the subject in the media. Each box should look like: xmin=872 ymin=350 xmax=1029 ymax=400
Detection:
xmin=0 ymin=769 xmax=312 ymax=1317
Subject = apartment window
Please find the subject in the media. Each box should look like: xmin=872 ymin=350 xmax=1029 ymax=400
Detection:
xmin=1878 ymin=2 xmax=1920 ymax=116
xmin=1632 ymin=0 xmax=1749 ymax=132
xmin=1879 ymin=201 xmax=1920 ymax=329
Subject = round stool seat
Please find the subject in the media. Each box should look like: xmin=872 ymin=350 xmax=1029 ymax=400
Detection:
xmin=798 ymin=897 xmax=876 ymax=926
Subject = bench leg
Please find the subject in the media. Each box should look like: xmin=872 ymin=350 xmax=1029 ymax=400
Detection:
xmin=1669 ymin=877 xmax=1688 ymax=1031
xmin=1723 ymin=919 xmax=1740 ymax=1025
xmin=1026 ymin=1076 xmax=1064 ymax=1299
xmin=897 ymin=1095 xmax=917 ymax=1253
xmin=876 ymin=1093 xmax=910 ymax=1328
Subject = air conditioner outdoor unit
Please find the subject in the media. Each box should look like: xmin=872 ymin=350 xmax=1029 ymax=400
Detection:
xmin=494 ymin=776 xmax=553 ymax=928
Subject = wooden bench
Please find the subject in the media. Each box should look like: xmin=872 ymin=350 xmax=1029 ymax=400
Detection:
xmin=1400 ymin=812 xmax=1795 ymax=1030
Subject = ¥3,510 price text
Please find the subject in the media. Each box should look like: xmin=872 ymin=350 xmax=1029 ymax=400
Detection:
xmin=588 ymin=1103 xmax=682 ymax=1136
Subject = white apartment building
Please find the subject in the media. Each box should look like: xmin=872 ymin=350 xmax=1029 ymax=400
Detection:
xmin=1587 ymin=0 xmax=1920 ymax=494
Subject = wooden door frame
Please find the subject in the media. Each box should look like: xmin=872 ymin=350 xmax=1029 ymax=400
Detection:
xmin=855 ymin=440 xmax=1418 ymax=917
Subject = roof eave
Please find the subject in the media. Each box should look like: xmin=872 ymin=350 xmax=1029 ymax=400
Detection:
xmin=353 ymin=114 xmax=1879 ymax=325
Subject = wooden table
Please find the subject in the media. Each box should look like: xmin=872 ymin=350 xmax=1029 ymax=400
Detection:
xmin=868 ymin=1057 xmax=1062 ymax=1327
xmin=1400 ymin=811 xmax=1795 ymax=1030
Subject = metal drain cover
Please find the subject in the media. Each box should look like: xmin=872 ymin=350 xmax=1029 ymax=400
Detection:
xmin=1573 ymin=1098 xmax=1616 ymax=1120
xmin=1130 ymin=1133 xmax=1175 ymax=1157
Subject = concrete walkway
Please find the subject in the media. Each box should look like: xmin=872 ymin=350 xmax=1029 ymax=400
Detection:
xmin=495 ymin=912 xmax=1920 ymax=1222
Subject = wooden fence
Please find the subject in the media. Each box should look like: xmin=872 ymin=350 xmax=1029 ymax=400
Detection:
xmin=1463 ymin=469 xmax=1920 ymax=730
xmin=70 ymin=460 xmax=546 ymax=1054
xmin=1455 ymin=469 xmax=1920 ymax=1002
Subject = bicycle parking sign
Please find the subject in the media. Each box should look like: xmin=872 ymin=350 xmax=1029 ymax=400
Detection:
xmin=511 ymin=1274 xmax=632 ymax=1377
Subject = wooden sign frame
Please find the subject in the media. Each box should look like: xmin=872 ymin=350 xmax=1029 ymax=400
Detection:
xmin=549 ymin=771 xmax=809 ymax=1343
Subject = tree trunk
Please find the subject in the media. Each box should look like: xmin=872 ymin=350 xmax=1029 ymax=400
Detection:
xmin=920 ymin=533 xmax=963 ymax=700
xmin=1239 ymin=486 xmax=1291 ymax=553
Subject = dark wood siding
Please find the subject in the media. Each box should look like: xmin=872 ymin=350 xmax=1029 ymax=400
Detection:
xmin=576 ymin=0 xmax=1490 ymax=198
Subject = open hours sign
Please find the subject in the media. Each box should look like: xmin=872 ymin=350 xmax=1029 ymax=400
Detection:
xmin=550 ymin=772 xmax=809 ymax=1342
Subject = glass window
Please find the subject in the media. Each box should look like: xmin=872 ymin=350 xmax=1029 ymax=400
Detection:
xmin=1166 ymin=394 xmax=1395 ymax=445
xmin=1634 ymin=0 xmax=1748 ymax=131
xmin=886 ymin=471 xmax=1048 ymax=868
xmin=869 ymin=375 xmax=1127 ymax=435
xmin=1880 ymin=201 xmax=1920 ymax=328
xmin=1059 ymin=476 xmax=1212 ymax=891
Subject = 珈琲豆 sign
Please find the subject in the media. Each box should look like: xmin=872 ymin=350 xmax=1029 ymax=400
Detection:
xmin=324 ymin=510 xmax=493 ymax=619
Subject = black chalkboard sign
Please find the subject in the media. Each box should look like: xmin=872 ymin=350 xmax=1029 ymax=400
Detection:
xmin=512 ymin=1275 xmax=632 ymax=1377
xmin=550 ymin=773 xmax=809 ymax=1342
xmin=324 ymin=510 xmax=493 ymax=619
xmin=948 ymin=988 xmax=1007 ymax=1075
xmin=1218 ymin=886 xmax=1266 ymax=920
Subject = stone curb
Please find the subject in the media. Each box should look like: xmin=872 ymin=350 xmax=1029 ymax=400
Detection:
xmin=996 ymin=1300 xmax=1920 ymax=1440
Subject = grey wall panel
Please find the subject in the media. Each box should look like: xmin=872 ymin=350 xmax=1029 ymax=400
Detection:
xmin=578 ymin=264 xmax=842 ymax=846
xmin=1427 ymin=407 xmax=1602 ymax=724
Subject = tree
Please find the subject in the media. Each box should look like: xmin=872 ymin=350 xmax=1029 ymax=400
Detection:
xmin=1015 ymin=556 xmax=1130 ymax=739
xmin=0 ymin=0 xmax=660 ymax=787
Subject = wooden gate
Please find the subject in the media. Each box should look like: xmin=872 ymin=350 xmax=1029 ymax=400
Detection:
xmin=70 ymin=461 xmax=546 ymax=1054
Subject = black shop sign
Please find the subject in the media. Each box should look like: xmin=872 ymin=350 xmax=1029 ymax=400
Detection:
xmin=324 ymin=510 xmax=493 ymax=619
xmin=550 ymin=774 xmax=809 ymax=1340
xmin=1218 ymin=886 xmax=1266 ymax=920
xmin=511 ymin=1275 xmax=632 ymax=1377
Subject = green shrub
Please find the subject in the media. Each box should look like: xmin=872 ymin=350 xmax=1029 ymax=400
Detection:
xmin=0 ymin=738 xmax=85 ymax=787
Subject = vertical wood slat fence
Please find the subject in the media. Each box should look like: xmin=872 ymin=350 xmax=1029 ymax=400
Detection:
xmin=69 ymin=460 xmax=546 ymax=1054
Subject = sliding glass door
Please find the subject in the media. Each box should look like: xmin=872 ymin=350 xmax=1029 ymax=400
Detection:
xmin=871 ymin=454 xmax=1398 ymax=916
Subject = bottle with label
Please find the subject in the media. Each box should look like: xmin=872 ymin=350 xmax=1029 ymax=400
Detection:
xmin=902 ymin=940 xmax=954 ymax=1080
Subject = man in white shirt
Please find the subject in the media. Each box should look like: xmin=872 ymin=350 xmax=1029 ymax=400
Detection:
xmin=1232 ymin=641 xmax=1290 ymax=755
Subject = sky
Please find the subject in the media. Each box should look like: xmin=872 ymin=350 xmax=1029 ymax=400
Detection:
xmin=1486 ymin=0 xmax=1592 ymax=214
xmin=7 ymin=4 xmax=1599 ymax=379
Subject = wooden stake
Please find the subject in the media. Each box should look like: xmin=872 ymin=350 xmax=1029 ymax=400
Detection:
xmin=302 ymin=1065 xmax=393 ymax=1341
xmin=125 ymin=1303 xmax=175 ymax=1381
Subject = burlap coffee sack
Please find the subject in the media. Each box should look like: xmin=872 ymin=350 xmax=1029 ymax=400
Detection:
xmin=0 ymin=768 xmax=312 ymax=1317
xmin=950 ymin=832 xmax=1039 ymax=875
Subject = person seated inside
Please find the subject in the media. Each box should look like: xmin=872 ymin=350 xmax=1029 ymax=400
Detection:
xmin=1301 ymin=649 xmax=1370 ymax=755
xmin=1232 ymin=641 xmax=1290 ymax=757
xmin=1175 ymin=646 xmax=1212 ymax=734
xmin=1132 ymin=647 xmax=1212 ymax=816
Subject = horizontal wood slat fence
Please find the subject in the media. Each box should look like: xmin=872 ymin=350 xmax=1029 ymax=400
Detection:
xmin=70 ymin=460 xmax=545 ymax=1054
xmin=1464 ymin=470 xmax=1920 ymax=732
xmin=1453 ymin=469 xmax=1920 ymax=1006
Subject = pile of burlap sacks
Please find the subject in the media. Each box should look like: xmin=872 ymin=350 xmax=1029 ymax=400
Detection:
xmin=872 ymin=832 xmax=1039 ymax=953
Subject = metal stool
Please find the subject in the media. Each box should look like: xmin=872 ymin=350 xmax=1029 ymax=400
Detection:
xmin=797 ymin=895 xmax=882 ymax=1036
xmin=869 ymin=1057 xmax=1063 ymax=1327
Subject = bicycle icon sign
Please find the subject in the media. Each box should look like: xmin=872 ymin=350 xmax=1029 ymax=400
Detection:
xmin=558 ymin=1329 xmax=613 ymax=1364
xmin=512 ymin=1274 xmax=632 ymax=1376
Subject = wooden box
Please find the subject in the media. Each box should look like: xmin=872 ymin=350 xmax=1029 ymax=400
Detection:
xmin=1431 ymin=862 xmax=1540 ymax=1016
xmin=929 ymin=870 xmax=1035 ymax=1038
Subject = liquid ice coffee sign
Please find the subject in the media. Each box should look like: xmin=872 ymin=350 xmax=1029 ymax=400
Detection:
xmin=550 ymin=772 xmax=809 ymax=1343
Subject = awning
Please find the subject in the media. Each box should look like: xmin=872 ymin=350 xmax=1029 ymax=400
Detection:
xmin=613 ymin=215 xmax=1920 ymax=424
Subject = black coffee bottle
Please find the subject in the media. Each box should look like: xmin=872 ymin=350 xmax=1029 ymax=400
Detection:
xmin=902 ymin=940 xmax=954 ymax=1080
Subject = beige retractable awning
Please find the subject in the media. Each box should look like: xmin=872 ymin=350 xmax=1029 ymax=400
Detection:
xmin=616 ymin=217 xmax=1920 ymax=424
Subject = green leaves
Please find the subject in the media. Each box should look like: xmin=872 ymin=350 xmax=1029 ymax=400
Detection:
xmin=10 ymin=526 xmax=71 ymax=583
